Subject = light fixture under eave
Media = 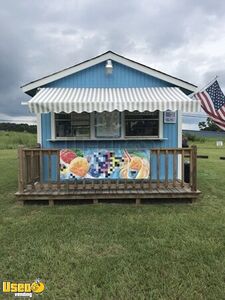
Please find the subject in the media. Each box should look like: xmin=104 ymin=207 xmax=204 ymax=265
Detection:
xmin=105 ymin=60 xmax=113 ymax=75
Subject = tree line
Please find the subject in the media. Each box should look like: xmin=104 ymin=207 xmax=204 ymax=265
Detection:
xmin=198 ymin=118 xmax=223 ymax=131
xmin=0 ymin=123 xmax=37 ymax=133
xmin=0 ymin=118 xmax=222 ymax=134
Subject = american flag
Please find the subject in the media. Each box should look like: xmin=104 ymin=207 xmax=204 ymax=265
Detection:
xmin=194 ymin=80 xmax=225 ymax=131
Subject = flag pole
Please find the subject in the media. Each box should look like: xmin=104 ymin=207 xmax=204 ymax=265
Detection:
xmin=189 ymin=75 xmax=218 ymax=98
xmin=198 ymin=75 xmax=218 ymax=92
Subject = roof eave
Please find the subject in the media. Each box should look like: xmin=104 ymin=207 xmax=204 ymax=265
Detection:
xmin=21 ymin=51 xmax=197 ymax=94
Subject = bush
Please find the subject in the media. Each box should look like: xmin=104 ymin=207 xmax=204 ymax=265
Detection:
xmin=185 ymin=133 xmax=206 ymax=143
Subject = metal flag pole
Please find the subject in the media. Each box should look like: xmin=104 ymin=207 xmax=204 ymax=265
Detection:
xmin=189 ymin=75 xmax=218 ymax=98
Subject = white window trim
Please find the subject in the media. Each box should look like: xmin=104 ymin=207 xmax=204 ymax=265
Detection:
xmin=50 ymin=111 xmax=165 ymax=141
xmin=90 ymin=112 xmax=95 ymax=139
xmin=121 ymin=112 xmax=125 ymax=138
xmin=177 ymin=110 xmax=182 ymax=179
xmin=51 ymin=112 xmax=56 ymax=140
xmin=159 ymin=111 xmax=163 ymax=139
xmin=36 ymin=113 xmax=42 ymax=144
xmin=177 ymin=110 xmax=182 ymax=148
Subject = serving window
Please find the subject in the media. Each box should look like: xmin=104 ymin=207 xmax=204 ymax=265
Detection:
xmin=53 ymin=110 xmax=162 ymax=140
xmin=125 ymin=111 xmax=159 ymax=137
xmin=95 ymin=111 xmax=121 ymax=138
xmin=55 ymin=112 xmax=90 ymax=138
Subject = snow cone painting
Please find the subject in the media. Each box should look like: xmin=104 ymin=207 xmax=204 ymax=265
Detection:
xmin=60 ymin=149 xmax=150 ymax=180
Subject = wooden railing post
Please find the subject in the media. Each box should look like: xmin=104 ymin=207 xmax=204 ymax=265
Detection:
xmin=39 ymin=149 xmax=43 ymax=190
xmin=48 ymin=150 xmax=52 ymax=190
xmin=30 ymin=150 xmax=34 ymax=186
xmin=56 ymin=149 xmax=60 ymax=190
xmin=181 ymin=149 xmax=184 ymax=188
xmin=18 ymin=145 xmax=24 ymax=193
xmin=157 ymin=149 xmax=160 ymax=188
xmin=189 ymin=148 xmax=192 ymax=189
xmin=165 ymin=149 xmax=168 ymax=188
xmin=191 ymin=145 xmax=197 ymax=191
xmin=149 ymin=150 xmax=152 ymax=190
xmin=173 ymin=149 xmax=177 ymax=187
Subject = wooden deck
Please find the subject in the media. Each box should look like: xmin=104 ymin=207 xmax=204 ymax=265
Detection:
xmin=15 ymin=146 xmax=201 ymax=205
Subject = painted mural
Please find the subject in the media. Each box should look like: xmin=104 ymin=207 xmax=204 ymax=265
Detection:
xmin=60 ymin=149 xmax=150 ymax=180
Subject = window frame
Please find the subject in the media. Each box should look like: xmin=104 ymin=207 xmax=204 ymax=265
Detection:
xmin=124 ymin=110 xmax=161 ymax=138
xmin=53 ymin=112 xmax=91 ymax=140
xmin=51 ymin=111 xmax=164 ymax=140
xmin=95 ymin=111 xmax=122 ymax=138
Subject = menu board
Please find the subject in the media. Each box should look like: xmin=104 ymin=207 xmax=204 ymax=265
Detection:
xmin=164 ymin=111 xmax=176 ymax=123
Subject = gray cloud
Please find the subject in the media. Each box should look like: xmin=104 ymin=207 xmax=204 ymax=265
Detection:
xmin=0 ymin=0 xmax=225 ymax=122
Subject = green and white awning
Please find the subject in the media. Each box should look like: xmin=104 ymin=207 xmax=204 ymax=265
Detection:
xmin=27 ymin=87 xmax=201 ymax=113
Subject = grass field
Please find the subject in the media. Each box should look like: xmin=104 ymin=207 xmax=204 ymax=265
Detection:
xmin=0 ymin=133 xmax=225 ymax=299
xmin=0 ymin=131 xmax=37 ymax=149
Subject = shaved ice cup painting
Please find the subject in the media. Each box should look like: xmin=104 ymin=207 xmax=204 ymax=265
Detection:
xmin=60 ymin=149 xmax=150 ymax=180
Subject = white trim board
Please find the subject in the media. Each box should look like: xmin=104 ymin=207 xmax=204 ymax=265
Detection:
xmin=177 ymin=110 xmax=182 ymax=179
xmin=159 ymin=111 xmax=163 ymax=139
xmin=22 ymin=51 xmax=197 ymax=94
xmin=177 ymin=110 xmax=182 ymax=148
xmin=36 ymin=113 xmax=42 ymax=145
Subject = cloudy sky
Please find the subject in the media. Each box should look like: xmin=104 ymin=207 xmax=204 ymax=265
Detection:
xmin=1 ymin=0 xmax=225 ymax=128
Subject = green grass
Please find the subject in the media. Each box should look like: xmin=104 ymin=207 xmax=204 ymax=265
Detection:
xmin=0 ymin=131 xmax=37 ymax=149
xmin=0 ymin=136 xmax=225 ymax=299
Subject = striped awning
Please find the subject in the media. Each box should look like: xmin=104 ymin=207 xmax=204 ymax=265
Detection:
xmin=28 ymin=87 xmax=201 ymax=113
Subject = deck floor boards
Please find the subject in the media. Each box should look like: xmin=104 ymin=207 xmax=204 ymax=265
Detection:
xmin=16 ymin=179 xmax=201 ymax=203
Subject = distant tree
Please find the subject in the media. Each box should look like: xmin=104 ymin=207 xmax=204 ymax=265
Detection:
xmin=198 ymin=117 xmax=222 ymax=131
xmin=0 ymin=123 xmax=37 ymax=133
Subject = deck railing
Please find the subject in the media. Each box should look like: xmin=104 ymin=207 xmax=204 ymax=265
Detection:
xmin=18 ymin=146 xmax=60 ymax=193
xmin=151 ymin=147 xmax=197 ymax=191
xmin=17 ymin=145 xmax=197 ymax=193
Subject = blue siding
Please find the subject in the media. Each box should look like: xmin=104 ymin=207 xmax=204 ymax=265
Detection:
xmin=47 ymin=61 xmax=173 ymax=89
xmin=41 ymin=113 xmax=177 ymax=149
xmin=41 ymin=113 xmax=178 ymax=181
xmin=40 ymin=60 xmax=179 ymax=181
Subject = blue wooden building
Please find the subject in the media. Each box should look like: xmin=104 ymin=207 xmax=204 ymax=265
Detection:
xmin=17 ymin=51 xmax=201 ymax=204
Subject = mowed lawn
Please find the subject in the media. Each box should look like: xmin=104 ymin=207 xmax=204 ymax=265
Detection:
xmin=0 ymin=137 xmax=225 ymax=299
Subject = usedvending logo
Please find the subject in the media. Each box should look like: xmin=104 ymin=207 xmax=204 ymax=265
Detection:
xmin=2 ymin=279 xmax=45 ymax=298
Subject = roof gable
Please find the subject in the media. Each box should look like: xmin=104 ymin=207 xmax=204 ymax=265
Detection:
xmin=46 ymin=60 xmax=174 ymax=90
xmin=22 ymin=51 xmax=197 ymax=95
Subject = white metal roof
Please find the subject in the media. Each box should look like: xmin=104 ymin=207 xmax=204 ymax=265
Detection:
xmin=22 ymin=51 xmax=197 ymax=94
xmin=28 ymin=87 xmax=201 ymax=113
